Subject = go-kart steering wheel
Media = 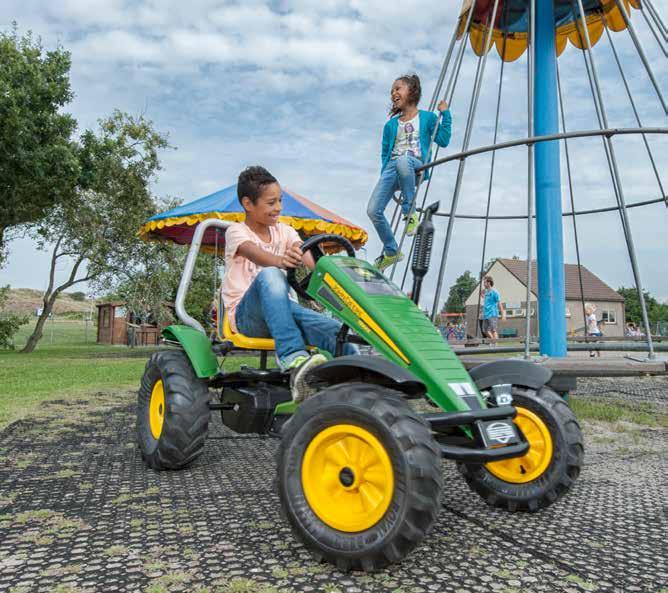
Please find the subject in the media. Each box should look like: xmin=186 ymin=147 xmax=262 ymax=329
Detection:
xmin=287 ymin=234 xmax=356 ymax=301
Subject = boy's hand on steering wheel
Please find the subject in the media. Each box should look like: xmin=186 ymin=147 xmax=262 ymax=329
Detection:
xmin=280 ymin=244 xmax=303 ymax=269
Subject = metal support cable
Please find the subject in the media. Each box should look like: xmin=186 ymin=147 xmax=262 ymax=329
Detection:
xmin=575 ymin=0 xmax=656 ymax=358
xmin=640 ymin=4 xmax=668 ymax=55
xmin=568 ymin=0 xmax=627 ymax=236
xmin=612 ymin=0 xmax=668 ymax=114
xmin=431 ymin=0 xmax=501 ymax=321
xmin=393 ymin=3 xmax=478 ymax=284
xmin=387 ymin=4 xmax=476 ymax=252
xmin=428 ymin=25 xmax=461 ymax=112
xmin=430 ymin=194 xmax=666 ymax=220
xmin=644 ymin=0 xmax=668 ymax=38
xmin=556 ymin=61 xmax=588 ymax=338
xmin=475 ymin=25 xmax=509 ymax=337
xmin=524 ymin=0 xmax=535 ymax=359
xmin=392 ymin=30 xmax=484 ymax=279
xmin=603 ymin=14 xmax=666 ymax=199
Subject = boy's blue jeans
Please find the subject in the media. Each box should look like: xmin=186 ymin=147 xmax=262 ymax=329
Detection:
xmin=367 ymin=154 xmax=422 ymax=256
xmin=235 ymin=267 xmax=358 ymax=368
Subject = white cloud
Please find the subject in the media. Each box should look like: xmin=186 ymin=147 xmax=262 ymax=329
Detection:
xmin=2 ymin=1 xmax=667 ymax=307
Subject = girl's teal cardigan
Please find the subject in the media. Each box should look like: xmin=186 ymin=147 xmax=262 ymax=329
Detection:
xmin=381 ymin=109 xmax=452 ymax=180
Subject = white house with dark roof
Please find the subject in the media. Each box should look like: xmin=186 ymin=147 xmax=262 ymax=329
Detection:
xmin=463 ymin=258 xmax=626 ymax=338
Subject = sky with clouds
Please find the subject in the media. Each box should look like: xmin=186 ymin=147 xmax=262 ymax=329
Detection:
xmin=2 ymin=0 xmax=667 ymax=310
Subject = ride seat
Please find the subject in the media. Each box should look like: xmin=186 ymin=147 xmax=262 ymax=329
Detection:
xmin=221 ymin=311 xmax=276 ymax=351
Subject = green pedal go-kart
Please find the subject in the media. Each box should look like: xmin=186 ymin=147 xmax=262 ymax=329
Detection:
xmin=136 ymin=211 xmax=584 ymax=572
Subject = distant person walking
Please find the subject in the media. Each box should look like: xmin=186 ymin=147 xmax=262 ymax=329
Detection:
xmin=482 ymin=276 xmax=505 ymax=345
xmin=585 ymin=303 xmax=602 ymax=358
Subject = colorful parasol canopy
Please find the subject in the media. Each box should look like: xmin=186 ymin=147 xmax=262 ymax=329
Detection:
xmin=458 ymin=0 xmax=641 ymax=62
xmin=139 ymin=184 xmax=368 ymax=251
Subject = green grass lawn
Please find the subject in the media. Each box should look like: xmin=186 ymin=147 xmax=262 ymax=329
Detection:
xmin=0 ymin=319 xmax=256 ymax=429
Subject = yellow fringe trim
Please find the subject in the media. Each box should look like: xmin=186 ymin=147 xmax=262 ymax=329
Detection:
xmin=138 ymin=212 xmax=368 ymax=249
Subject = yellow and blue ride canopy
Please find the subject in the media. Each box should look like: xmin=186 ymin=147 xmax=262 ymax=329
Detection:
xmin=139 ymin=184 xmax=368 ymax=251
xmin=459 ymin=0 xmax=641 ymax=61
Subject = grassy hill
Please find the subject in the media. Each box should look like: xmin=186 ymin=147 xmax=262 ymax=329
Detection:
xmin=3 ymin=288 xmax=96 ymax=316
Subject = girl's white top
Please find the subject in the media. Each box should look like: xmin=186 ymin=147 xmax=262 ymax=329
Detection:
xmin=391 ymin=113 xmax=421 ymax=159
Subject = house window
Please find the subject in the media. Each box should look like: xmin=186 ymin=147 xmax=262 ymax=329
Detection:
xmin=506 ymin=308 xmax=525 ymax=318
xmin=601 ymin=310 xmax=617 ymax=324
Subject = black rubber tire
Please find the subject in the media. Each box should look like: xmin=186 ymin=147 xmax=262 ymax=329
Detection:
xmin=457 ymin=386 xmax=584 ymax=512
xmin=276 ymin=382 xmax=443 ymax=572
xmin=137 ymin=350 xmax=211 ymax=470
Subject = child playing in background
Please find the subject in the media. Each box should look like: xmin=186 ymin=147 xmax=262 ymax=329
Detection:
xmin=585 ymin=303 xmax=603 ymax=358
xmin=367 ymin=74 xmax=452 ymax=271
xmin=222 ymin=166 xmax=357 ymax=400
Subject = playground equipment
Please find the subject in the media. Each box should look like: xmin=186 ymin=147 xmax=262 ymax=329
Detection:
xmin=387 ymin=0 xmax=667 ymax=361
xmin=137 ymin=212 xmax=583 ymax=570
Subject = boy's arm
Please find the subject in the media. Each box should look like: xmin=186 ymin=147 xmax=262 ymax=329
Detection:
xmin=434 ymin=109 xmax=452 ymax=148
xmin=499 ymin=299 xmax=506 ymax=320
xmin=237 ymin=241 xmax=302 ymax=269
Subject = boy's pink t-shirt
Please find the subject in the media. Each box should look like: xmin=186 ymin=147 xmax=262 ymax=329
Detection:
xmin=222 ymin=221 xmax=301 ymax=332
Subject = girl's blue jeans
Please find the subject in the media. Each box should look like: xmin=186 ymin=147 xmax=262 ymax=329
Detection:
xmin=367 ymin=154 xmax=422 ymax=256
xmin=235 ymin=267 xmax=358 ymax=368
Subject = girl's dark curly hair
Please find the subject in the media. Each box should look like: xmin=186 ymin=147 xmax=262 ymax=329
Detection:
xmin=389 ymin=74 xmax=422 ymax=117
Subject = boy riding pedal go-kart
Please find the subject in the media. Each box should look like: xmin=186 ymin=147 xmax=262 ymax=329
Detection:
xmin=136 ymin=173 xmax=584 ymax=572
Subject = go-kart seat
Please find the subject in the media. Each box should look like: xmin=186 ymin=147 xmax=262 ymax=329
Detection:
xmin=221 ymin=311 xmax=276 ymax=351
xmin=216 ymin=290 xmax=276 ymax=350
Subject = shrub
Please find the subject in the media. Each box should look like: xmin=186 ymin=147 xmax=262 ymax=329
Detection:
xmin=0 ymin=286 xmax=29 ymax=349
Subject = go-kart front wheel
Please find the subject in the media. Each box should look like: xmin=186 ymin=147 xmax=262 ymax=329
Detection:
xmin=458 ymin=386 xmax=584 ymax=512
xmin=276 ymin=382 xmax=443 ymax=572
xmin=137 ymin=350 xmax=211 ymax=470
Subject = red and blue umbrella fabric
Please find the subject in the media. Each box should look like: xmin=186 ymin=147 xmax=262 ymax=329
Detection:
xmin=139 ymin=184 xmax=368 ymax=251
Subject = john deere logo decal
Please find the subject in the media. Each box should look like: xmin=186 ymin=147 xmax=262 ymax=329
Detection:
xmin=486 ymin=422 xmax=516 ymax=445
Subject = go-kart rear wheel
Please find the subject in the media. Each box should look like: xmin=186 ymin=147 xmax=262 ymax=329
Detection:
xmin=458 ymin=386 xmax=583 ymax=512
xmin=137 ymin=350 xmax=210 ymax=470
xmin=276 ymin=382 xmax=443 ymax=572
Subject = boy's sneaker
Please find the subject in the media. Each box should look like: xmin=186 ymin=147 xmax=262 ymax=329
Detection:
xmin=373 ymin=252 xmax=404 ymax=271
xmin=404 ymin=212 xmax=419 ymax=236
xmin=289 ymin=353 xmax=327 ymax=402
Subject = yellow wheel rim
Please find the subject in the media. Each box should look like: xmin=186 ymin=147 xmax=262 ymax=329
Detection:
xmin=149 ymin=380 xmax=165 ymax=440
xmin=485 ymin=406 xmax=553 ymax=484
xmin=301 ymin=424 xmax=394 ymax=532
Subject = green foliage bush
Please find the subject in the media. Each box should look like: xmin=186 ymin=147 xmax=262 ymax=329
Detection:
xmin=0 ymin=286 xmax=29 ymax=349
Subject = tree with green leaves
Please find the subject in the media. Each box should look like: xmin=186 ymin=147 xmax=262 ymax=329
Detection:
xmin=110 ymin=241 xmax=219 ymax=330
xmin=617 ymin=286 xmax=668 ymax=332
xmin=444 ymin=270 xmax=477 ymax=314
xmin=0 ymin=26 xmax=79 ymax=260
xmin=0 ymin=286 xmax=29 ymax=349
xmin=21 ymin=111 xmax=170 ymax=353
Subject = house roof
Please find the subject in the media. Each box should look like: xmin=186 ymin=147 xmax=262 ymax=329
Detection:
xmin=497 ymin=258 xmax=624 ymax=302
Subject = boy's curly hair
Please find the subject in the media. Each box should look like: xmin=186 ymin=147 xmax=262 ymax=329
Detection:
xmin=237 ymin=166 xmax=278 ymax=205
xmin=389 ymin=74 xmax=422 ymax=116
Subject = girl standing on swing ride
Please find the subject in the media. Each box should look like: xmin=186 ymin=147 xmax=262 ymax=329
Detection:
xmin=367 ymin=74 xmax=453 ymax=271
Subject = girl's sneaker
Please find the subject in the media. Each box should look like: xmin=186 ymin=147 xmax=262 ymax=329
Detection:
xmin=373 ymin=252 xmax=404 ymax=271
xmin=290 ymin=353 xmax=327 ymax=402
xmin=404 ymin=212 xmax=419 ymax=236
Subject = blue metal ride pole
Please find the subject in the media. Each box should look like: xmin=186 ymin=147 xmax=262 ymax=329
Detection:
xmin=534 ymin=0 xmax=567 ymax=357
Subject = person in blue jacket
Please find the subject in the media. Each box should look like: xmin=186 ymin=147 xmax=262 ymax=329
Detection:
xmin=367 ymin=74 xmax=452 ymax=271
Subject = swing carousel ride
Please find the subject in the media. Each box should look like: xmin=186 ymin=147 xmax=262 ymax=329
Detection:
xmin=386 ymin=0 xmax=667 ymax=361
xmin=142 ymin=0 xmax=667 ymax=367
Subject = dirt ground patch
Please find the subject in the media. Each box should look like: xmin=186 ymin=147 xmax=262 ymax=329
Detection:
xmin=0 ymin=381 xmax=666 ymax=593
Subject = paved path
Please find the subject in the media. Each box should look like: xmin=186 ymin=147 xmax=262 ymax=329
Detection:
xmin=0 ymin=380 xmax=666 ymax=593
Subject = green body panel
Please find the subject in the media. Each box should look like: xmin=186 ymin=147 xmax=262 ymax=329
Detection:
xmin=275 ymin=401 xmax=298 ymax=415
xmin=307 ymin=257 xmax=485 ymax=413
xmin=162 ymin=325 xmax=219 ymax=378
